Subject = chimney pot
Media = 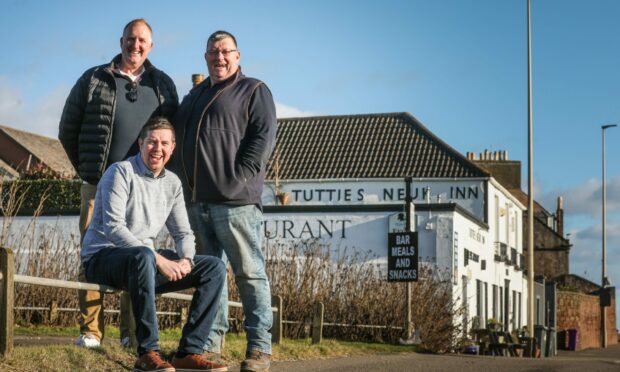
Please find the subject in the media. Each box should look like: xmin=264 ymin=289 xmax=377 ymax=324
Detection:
xmin=191 ymin=74 xmax=205 ymax=87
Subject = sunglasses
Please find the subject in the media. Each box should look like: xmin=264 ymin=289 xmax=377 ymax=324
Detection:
xmin=126 ymin=81 xmax=138 ymax=102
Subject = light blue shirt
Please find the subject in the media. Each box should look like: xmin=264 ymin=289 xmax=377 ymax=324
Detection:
xmin=81 ymin=154 xmax=195 ymax=262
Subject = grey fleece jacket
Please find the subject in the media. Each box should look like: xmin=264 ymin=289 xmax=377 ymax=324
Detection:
xmin=81 ymin=154 xmax=195 ymax=263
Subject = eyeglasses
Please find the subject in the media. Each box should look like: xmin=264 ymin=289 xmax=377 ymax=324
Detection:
xmin=206 ymin=49 xmax=238 ymax=57
xmin=126 ymin=81 xmax=138 ymax=102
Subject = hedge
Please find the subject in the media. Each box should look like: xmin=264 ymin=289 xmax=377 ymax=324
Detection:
xmin=1 ymin=179 xmax=81 ymax=216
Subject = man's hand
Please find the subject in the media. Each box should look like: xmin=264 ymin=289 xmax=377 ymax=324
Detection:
xmin=155 ymin=253 xmax=191 ymax=281
xmin=178 ymin=257 xmax=193 ymax=273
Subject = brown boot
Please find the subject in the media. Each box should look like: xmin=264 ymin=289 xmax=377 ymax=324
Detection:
xmin=171 ymin=353 xmax=228 ymax=372
xmin=133 ymin=351 xmax=175 ymax=372
xmin=240 ymin=350 xmax=270 ymax=372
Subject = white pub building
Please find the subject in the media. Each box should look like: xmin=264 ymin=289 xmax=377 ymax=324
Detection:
xmin=261 ymin=112 xmax=528 ymax=333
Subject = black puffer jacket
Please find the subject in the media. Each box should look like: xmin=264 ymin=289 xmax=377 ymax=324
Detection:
xmin=58 ymin=55 xmax=178 ymax=184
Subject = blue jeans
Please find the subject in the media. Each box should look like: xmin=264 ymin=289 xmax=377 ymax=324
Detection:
xmin=84 ymin=247 xmax=226 ymax=355
xmin=188 ymin=203 xmax=272 ymax=355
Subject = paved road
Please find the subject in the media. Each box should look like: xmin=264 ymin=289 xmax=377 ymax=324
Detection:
xmin=15 ymin=336 xmax=620 ymax=371
xmin=261 ymin=344 xmax=620 ymax=372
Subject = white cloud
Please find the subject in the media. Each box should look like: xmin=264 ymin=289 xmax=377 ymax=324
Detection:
xmin=0 ymin=77 xmax=321 ymax=139
xmin=275 ymin=102 xmax=318 ymax=118
xmin=540 ymin=176 xmax=620 ymax=218
xmin=567 ymin=221 xmax=620 ymax=287
xmin=0 ymin=76 xmax=67 ymax=138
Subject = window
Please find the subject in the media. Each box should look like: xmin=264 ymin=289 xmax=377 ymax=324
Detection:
xmin=499 ymin=286 xmax=504 ymax=324
xmin=462 ymin=276 xmax=469 ymax=336
xmin=536 ymin=296 xmax=541 ymax=325
xmin=517 ymin=292 xmax=522 ymax=329
xmin=492 ymin=285 xmax=498 ymax=320
xmin=512 ymin=290 xmax=517 ymax=331
xmin=514 ymin=211 xmax=519 ymax=252
xmin=484 ymin=282 xmax=488 ymax=328
xmin=505 ymin=203 xmax=510 ymax=247
xmin=494 ymin=195 xmax=500 ymax=243
xmin=476 ymin=280 xmax=482 ymax=325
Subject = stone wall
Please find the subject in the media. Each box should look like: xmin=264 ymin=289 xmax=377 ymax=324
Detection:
xmin=557 ymin=290 xmax=617 ymax=350
xmin=522 ymin=213 xmax=570 ymax=279
xmin=534 ymin=248 xmax=569 ymax=280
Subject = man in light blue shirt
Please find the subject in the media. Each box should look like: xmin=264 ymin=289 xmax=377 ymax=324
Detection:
xmin=82 ymin=117 xmax=227 ymax=372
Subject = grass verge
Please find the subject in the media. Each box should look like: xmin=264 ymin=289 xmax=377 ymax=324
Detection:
xmin=3 ymin=326 xmax=418 ymax=371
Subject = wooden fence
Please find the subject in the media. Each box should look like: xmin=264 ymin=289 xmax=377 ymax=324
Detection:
xmin=0 ymin=247 xmax=282 ymax=357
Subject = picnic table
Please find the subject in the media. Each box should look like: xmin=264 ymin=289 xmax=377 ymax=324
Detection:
xmin=472 ymin=328 xmax=530 ymax=357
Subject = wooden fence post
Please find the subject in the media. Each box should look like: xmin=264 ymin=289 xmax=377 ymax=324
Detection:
xmin=0 ymin=248 xmax=15 ymax=357
xmin=49 ymin=300 xmax=58 ymax=324
xmin=178 ymin=306 xmax=188 ymax=327
xmin=312 ymin=302 xmax=324 ymax=344
xmin=120 ymin=292 xmax=137 ymax=350
xmin=271 ymin=295 xmax=282 ymax=344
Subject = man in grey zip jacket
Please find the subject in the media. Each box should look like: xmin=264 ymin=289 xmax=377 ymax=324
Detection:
xmin=172 ymin=30 xmax=276 ymax=372
xmin=58 ymin=18 xmax=178 ymax=348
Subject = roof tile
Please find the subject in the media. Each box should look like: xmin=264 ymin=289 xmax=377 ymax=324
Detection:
xmin=267 ymin=112 xmax=488 ymax=180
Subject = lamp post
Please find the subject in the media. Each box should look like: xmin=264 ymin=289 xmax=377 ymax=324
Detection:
xmin=526 ymin=0 xmax=535 ymax=338
xmin=601 ymin=123 xmax=616 ymax=348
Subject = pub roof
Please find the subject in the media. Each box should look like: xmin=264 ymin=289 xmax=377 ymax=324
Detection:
xmin=267 ymin=112 xmax=489 ymax=180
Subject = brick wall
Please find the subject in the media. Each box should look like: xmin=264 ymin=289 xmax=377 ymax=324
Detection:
xmin=557 ymin=290 xmax=618 ymax=350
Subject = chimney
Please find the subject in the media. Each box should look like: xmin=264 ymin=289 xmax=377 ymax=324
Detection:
xmin=556 ymin=196 xmax=564 ymax=237
xmin=469 ymin=148 xmax=520 ymax=189
xmin=192 ymin=74 xmax=205 ymax=87
xmin=466 ymin=152 xmax=477 ymax=160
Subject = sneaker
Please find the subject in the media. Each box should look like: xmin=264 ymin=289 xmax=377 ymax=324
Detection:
xmin=240 ymin=350 xmax=270 ymax=372
xmin=171 ymin=353 xmax=228 ymax=371
xmin=75 ymin=334 xmax=101 ymax=348
xmin=133 ymin=351 xmax=175 ymax=372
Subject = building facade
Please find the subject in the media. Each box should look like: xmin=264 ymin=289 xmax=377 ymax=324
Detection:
xmin=0 ymin=124 xmax=75 ymax=179
xmin=262 ymin=112 xmax=528 ymax=332
xmin=468 ymin=151 xmax=571 ymax=280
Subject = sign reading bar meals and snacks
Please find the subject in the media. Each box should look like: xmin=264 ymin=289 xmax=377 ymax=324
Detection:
xmin=387 ymin=232 xmax=418 ymax=282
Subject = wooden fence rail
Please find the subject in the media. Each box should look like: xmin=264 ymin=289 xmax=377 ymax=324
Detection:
xmin=0 ymin=247 xmax=282 ymax=357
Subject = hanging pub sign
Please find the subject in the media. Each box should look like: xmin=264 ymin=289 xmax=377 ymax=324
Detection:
xmin=387 ymin=232 xmax=418 ymax=282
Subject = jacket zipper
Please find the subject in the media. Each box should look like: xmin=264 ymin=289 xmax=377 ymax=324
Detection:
xmin=101 ymin=67 xmax=117 ymax=175
xmin=185 ymin=74 xmax=240 ymax=202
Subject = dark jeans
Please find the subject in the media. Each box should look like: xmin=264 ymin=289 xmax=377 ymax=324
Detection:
xmin=84 ymin=247 xmax=226 ymax=355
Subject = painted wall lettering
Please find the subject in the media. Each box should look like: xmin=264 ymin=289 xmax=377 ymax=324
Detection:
xmin=264 ymin=219 xmax=351 ymax=239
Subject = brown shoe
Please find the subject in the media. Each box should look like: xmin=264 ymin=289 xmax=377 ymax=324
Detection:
xmin=240 ymin=350 xmax=270 ymax=372
xmin=172 ymin=353 xmax=228 ymax=372
xmin=203 ymin=351 xmax=223 ymax=364
xmin=133 ymin=351 xmax=175 ymax=372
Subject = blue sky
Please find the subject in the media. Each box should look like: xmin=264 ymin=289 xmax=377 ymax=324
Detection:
xmin=1 ymin=0 xmax=619 ymax=325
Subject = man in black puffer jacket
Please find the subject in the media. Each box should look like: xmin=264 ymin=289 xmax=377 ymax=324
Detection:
xmin=58 ymin=18 xmax=178 ymax=350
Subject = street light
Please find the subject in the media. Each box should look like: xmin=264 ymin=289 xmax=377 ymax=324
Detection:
xmin=601 ymin=123 xmax=616 ymax=348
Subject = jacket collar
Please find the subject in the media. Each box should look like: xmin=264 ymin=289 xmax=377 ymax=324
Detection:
xmin=206 ymin=66 xmax=243 ymax=89
xmin=107 ymin=54 xmax=155 ymax=74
